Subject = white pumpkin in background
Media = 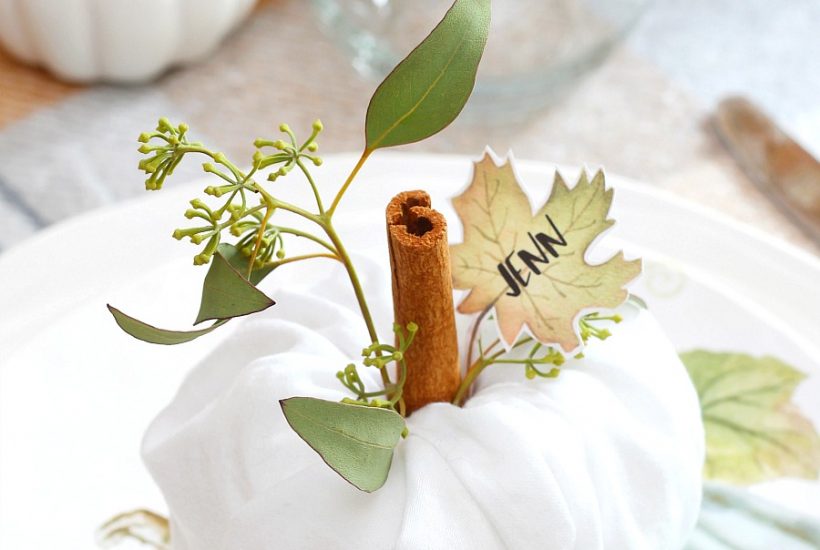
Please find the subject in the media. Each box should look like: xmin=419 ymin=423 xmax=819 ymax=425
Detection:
xmin=142 ymin=255 xmax=705 ymax=550
xmin=0 ymin=0 xmax=256 ymax=83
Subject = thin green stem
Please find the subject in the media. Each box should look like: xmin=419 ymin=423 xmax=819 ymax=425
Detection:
xmin=248 ymin=206 xmax=274 ymax=277
xmin=295 ymin=158 xmax=325 ymax=215
xmin=273 ymin=227 xmax=337 ymax=255
xmin=267 ymin=252 xmax=339 ymax=269
xmin=321 ymin=219 xmax=391 ymax=388
xmin=254 ymin=184 xmax=322 ymax=224
xmin=175 ymin=145 xmax=244 ymax=181
xmin=389 ymin=358 xmax=408 ymax=405
xmin=453 ymin=337 xmax=535 ymax=406
xmin=466 ymin=302 xmax=494 ymax=371
xmin=327 ymin=149 xmax=371 ymax=218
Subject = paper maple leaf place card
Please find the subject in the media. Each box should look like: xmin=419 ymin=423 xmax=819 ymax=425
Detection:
xmin=451 ymin=152 xmax=641 ymax=352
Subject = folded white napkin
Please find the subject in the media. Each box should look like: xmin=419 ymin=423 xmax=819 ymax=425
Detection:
xmin=142 ymin=256 xmax=703 ymax=550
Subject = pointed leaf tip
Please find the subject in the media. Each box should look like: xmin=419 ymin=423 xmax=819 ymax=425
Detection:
xmin=195 ymin=246 xmax=275 ymax=325
xmin=365 ymin=0 xmax=490 ymax=150
xmin=107 ymin=304 xmax=228 ymax=345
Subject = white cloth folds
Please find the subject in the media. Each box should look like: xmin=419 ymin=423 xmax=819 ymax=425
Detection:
xmin=142 ymin=258 xmax=704 ymax=549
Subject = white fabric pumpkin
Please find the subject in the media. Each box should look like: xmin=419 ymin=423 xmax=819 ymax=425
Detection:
xmin=142 ymin=253 xmax=704 ymax=549
xmin=0 ymin=0 xmax=255 ymax=82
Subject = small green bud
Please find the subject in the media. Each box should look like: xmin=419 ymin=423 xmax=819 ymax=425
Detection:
xmin=172 ymin=229 xmax=185 ymax=240
xmin=138 ymin=132 xmax=151 ymax=143
xmin=312 ymin=119 xmax=323 ymax=132
xmin=157 ymin=117 xmax=172 ymax=132
xmin=525 ymin=366 xmax=536 ymax=380
xmin=279 ymin=123 xmax=291 ymax=133
xmin=613 ymin=314 xmax=623 ymax=323
xmin=137 ymin=144 xmax=153 ymax=154
xmin=307 ymin=142 xmax=319 ymax=152
xmin=184 ymin=209 xmax=197 ymax=219
xmin=276 ymin=249 xmax=286 ymax=259
xmin=406 ymin=322 xmax=419 ymax=333
xmin=336 ymin=371 xmax=345 ymax=380
xmin=273 ymin=140 xmax=287 ymax=150
xmin=190 ymin=233 xmax=207 ymax=245
xmin=392 ymin=351 xmax=403 ymax=361
xmin=178 ymin=123 xmax=189 ymax=133
xmin=193 ymin=253 xmax=210 ymax=266
xmin=254 ymin=138 xmax=273 ymax=148
xmin=252 ymin=151 xmax=264 ymax=165
xmin=139 ymin=156 xmax=162 ymax=174
xmin=204 ymin=186 xmax=218 ymax=196
xmin=202 ymin=162 xmax=215 ymax=173
xmin=312 ymin=156 xmax=323 ymax=167
xmin=213 ymin=152 xmax=227 ymax=164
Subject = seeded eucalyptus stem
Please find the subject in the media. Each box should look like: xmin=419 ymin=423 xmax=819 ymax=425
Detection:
xmin=138 ymin=118 xmax=400 ymax=403
xmin=321 ymin=219 xmax=392 ymax=388
xmin=453 ymin=311 xmax=624 ymax=406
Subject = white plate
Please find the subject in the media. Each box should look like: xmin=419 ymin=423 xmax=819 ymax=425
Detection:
xmin=1 ymin=153 xmax=819 ymax=547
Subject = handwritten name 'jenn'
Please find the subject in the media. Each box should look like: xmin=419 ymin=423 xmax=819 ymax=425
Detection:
xmin=497 ymin=215 xmax=567 ymax=297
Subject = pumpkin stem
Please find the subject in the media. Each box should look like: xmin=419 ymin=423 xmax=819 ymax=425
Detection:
xmin=386 ymin=191 xmax=461 ymax=414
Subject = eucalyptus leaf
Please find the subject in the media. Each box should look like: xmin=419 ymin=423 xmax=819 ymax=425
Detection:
xmin=280 ymin=397 xmax=406 ymax=492
xmin=217 ymin=243 xmax=275 ymax=286
xmin=109 ymin=246 xmax=275 ymax=345
xmin=682 ymin=350 xmax=820 ymax=484
xmin=364 ymin=0 xmax=490 ymax=150
xmin=195 ymin=246 xmax=276 ymax=324
xmin=108 ymin=305 xmax=228 ymax=345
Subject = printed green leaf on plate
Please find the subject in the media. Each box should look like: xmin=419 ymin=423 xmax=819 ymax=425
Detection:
xmin=364 ymin=0 xmax=490 ymax=150
xmin=108 ymin=306 xmax=228 ymax=345
xmin=682 ymin=350 xmax=820 ymax=484
xmin=280 ymin=397 xmax=406 ymax=492
xmin=195 ymin=245 xmax=275 ymax=324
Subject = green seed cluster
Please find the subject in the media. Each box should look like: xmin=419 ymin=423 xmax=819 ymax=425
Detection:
xmin=135 ymin=118 xmax=324 ymax=266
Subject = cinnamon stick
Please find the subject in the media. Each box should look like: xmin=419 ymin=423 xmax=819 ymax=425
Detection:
xmin=386 ymin=190 xmax=460 ymax=413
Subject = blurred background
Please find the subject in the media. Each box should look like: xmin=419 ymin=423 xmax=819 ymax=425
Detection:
xmin=0 ymin=0 xmax=818 ymax=254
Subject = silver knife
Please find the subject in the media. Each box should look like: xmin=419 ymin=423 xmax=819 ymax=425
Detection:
xmin=713 ymin=97 xmax=820 ymax=247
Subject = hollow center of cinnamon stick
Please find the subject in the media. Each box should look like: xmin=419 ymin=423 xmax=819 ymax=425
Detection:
xmin=407 ymin=215 xmax=433 ymax=237
xmin=397 ymin=197 xmax=435 ymax=237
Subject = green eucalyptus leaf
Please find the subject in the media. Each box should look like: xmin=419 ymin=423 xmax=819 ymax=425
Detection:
xmin=217 ymin=243 xmax=276 ymax=286
xmin=195 ymin=247 xmax=276 ymax=324
xmin=681 ymin=350 xmax=820 ymax=484
xmin=280 ymin=397 xmax=406 ymax=492
xmin=364 ymin=0 xmax=490 ymax=150
xmin=108 ymin=305 xmax=228 ymax=345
